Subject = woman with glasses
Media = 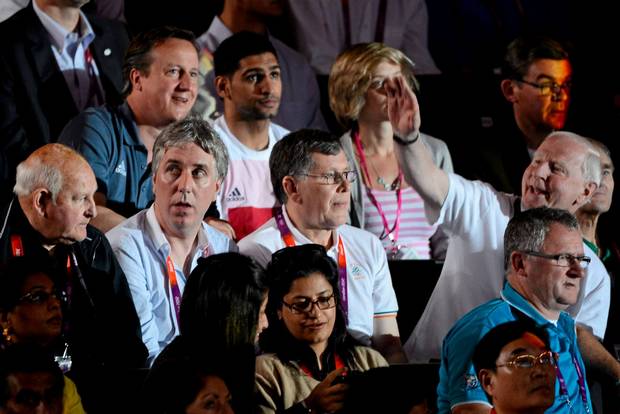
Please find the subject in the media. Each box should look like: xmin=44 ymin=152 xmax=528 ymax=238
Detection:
xmin=329 ymin=42 xmax=453 ymax=260
xmin=0 ymin=257 xmax=85 ymax=414
xmin=472 ymin=320 xmax=557 ymax=414
xmin=256 ymin=245 xmax=387 ymax=414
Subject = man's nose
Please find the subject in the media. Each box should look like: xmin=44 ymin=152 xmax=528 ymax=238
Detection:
xmin=178 ymin=169 xmax=193 ymax=192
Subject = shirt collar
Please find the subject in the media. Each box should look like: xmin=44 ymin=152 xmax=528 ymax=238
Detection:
xmin=33 ymin=1 xmax=95 ymax=52
xmin=145 ymin=205 xmax=210 ymax=257
xmin=281 ymin=206 xmax=340 ymax=252
xmin=501 ymin=282 xmax=570 ymax=327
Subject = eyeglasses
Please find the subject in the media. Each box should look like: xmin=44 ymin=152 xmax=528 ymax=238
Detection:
xmin=282 ymin=294 xmax=336 ymax=314
xmin=496 ymin=350 xmax=558 ymax=369
xmin=518 ymin=79 xmax=572 ymax=97
xmin=298 ymin=170 xmax=357 ymax=185
xmin=520 ymin=250 xmax=591 ymax=269
xmin=18 ymin=289 xmax=67 ymax=305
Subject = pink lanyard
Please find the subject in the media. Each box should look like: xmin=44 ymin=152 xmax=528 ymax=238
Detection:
xmin=274 ymin=208 xmax=348 ymax=320
xmin=353 ymin=131 xmax=403 ymax=257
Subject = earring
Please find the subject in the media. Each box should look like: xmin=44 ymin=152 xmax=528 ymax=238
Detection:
xmin=2 ymin=326 xmax=13 ymax=344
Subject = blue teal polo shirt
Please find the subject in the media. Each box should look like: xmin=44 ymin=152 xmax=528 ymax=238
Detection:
xmin=59 ymin=102 xmax=152 ymax=217
xmin=437 ymin=283 xmax=592 ymax=414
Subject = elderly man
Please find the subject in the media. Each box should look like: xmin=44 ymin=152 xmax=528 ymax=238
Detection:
xmin=239 ymin=128 xmax=405 ymax=362
xmin=471 ymin=320 xmax=556 ymax=414
xmin=470 ymin=36 xmax=573 ymax=194
xmin=58 ymin=26 xmax=200 ymax=232
xmin=211 ymin=31 xmax=290 ymax=240
xmin=381 ymin=75 xmax=610 ymax=364
xmin=0 ymin=143 xmax=147 ymax=412
xmin=106 ymin=117 xmax=237 ymax=365
xmin=438 ymin=208 xmax=594 ymax=414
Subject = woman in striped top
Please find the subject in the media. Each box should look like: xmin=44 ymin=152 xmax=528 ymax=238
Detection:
xmin=328 ymin=43 xmax=454 ymax=260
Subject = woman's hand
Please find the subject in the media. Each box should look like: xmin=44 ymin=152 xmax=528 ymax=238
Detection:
xmin=385 ymin=75 xmax=421 ymax=139
xmin=304 ymin=367 xmax=349 ymax=413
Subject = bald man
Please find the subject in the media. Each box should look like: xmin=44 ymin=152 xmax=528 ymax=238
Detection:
xmin=0 ymin=143 xmax=147 ymax=412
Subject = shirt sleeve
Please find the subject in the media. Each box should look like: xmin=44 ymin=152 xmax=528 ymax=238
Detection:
xmin=370 ymin=238 xmax=399 ymax=318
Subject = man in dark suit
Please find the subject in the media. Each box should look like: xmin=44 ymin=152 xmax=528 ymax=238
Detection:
xmin=0 ymin=0 xmax=129 ymax=204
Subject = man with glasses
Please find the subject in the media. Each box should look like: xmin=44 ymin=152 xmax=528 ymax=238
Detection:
xmin=211 ymin=31 xmax=290 ymax=240
xmin=239 ymin=129 xmax=406 ymax=363
xmin=437 ymin=207 xmax=593 ymax=414
xmin=471 ymin=320 xmax=557 ymax=414
xmin=469 ymin=35 xmax=573 ymax=195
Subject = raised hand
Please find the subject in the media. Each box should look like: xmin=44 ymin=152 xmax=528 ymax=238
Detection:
xmin=304 ymin=367 xmax=349 ymax=413
xmin=385 ymin=75 xmax=421 ymax=139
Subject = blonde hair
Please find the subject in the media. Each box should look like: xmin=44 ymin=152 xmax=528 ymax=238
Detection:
xmin=328 ymin=43 xmax=419 ymax=129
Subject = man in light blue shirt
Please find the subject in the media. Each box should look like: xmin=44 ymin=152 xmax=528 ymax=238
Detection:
xmin=107 ymin=117 xmax=237 ymax=365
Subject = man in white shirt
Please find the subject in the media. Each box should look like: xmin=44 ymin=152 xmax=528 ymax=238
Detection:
xmin=239 ymin=128 xmax=406 ymax=362
xmin=212 ymin=32 xmax=289 ymax=240
xmin=107 ymin=118 xmax=237 ymax=365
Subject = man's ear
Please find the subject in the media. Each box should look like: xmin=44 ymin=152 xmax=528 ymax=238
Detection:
xmin=501 ymin=79 xmax=519 ymax=103
xmin=130 ymin=68 xmax=143 ymax=92
xmin=574 ymin=181 xmax=598 ymax=208
xmin=215 ymin=75 xmax=231 ymax=100
xmin=282 ymin=176 xmax=300 ymax=203
xmin=511 ymin=250 xmax=527 ymax=277
xmin=479 ymin=369 xmax=495 ymax=397
xmin=32 ymin=188 xmax=52 ymax=217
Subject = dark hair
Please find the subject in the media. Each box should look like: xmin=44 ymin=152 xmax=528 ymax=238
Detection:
xmin=179 ymin=253 xmax=267 ymax=347
xmin=122 ymin=26 xmax=199 ymax=97
xmin=0 ymin=257 xmax=61 ymax=312
xmin=472 ymin=320 xmax=550 ymax=378
xmin=213 ymin=31 xmax=278 ymax=77
xmin=0 ymin=343 xmax=64 ymax=407
xmin=260 ymin=245 xmax=356 ymax=365
xmin=503 ymin=35 xmax=570 ymax=80
xmin=504 ymin=207 xmax=579 ymax=271
xmin=269 ymin=129 xmax=343 ymax=204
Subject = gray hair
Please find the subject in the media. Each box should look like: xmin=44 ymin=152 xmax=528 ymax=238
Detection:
xmin=269 ymin=129 xmax=343 ymax=204
xmin=504 ymin=207 xmax=579 ymax=271
xmin=152 ymin=117 xmax=229 ymax=181
xmin=13 ymin=144 xmax=85 ymax=203
xmin=546 ymin=131 xmax=601 ymax=186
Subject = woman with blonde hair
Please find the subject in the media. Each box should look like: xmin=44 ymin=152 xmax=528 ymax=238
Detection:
xmin=329 ymin=42 xmax=453 ymax=260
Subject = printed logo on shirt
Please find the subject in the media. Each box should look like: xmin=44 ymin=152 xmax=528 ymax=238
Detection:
xmin=114 ymin=160 xmax=127 ymax=176
xmin=226 ymin=187 xmax=245 ymax=202
xmin=349 ymin=264 xmax=366 ymax=281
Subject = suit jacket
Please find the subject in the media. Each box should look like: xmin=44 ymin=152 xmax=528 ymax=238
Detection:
xmin=0 ymin=3 xmax=128 ymax=200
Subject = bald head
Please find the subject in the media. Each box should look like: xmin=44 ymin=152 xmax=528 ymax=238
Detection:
xmin=14 ymin=144 xmax=97 ymax=245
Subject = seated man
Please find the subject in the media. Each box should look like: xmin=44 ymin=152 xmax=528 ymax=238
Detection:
xmin=212 ymin=31 xmax=290 ymax=240
xmin=438 ymin=208 xmax=593 ymax=414
xmin=0 ymin=143 xmax=147 ymax=412
xmin=58 ymin=26 xmax=200 ymax=232
xmin=472 ymin=321 xmax=556 ymax=414
xmin=239 ymin=129 xmax=405 ymax=362
xmin=106 ymin=117 xmax=237 ymax=365
xmin=382 ymin=73 xmax=610 ymax=363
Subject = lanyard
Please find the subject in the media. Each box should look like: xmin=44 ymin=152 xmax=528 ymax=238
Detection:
xmin=555 ymin=355 xmax=590 ymax=413
xmin=299 ymin=353 xmax=346 ymax=380
xmin=274 ymin=208 xmax=348 ymax=320
xmin=353 ymin=131 xmax=403 ymax=257
xmin=165 ymin=256 xmax=183 ymax=326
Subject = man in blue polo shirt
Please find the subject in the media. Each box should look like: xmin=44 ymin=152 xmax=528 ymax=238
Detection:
xmin=438 ymin=207 xmax=593 ymax=414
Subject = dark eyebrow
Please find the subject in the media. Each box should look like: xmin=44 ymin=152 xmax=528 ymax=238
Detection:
xmin=291 ymin=289 xmax=332 ymax=300
xmin=508 ymin=347 xmax=529 ymax=357
xmin=534 ymin=74 xmax=570 ymax=83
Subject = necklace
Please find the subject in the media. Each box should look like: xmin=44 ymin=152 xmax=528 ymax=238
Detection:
xmin=367 ymin=154 xmax=400 ymax=191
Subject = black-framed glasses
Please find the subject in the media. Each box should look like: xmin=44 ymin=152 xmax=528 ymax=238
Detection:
xmin=518 ymin=79 xmax=572 ymax=97
xmin=282 ymin=294 xmax=336 ymax=314
xmin=496 ymin=350 xmax=558 ymax=369
xmin=18 ymin=289 xmax=67 ymax=305
xmin=520 ymin=250 xmax=591 ymax=269
xmin=297 ymin=170 xmax=357 ymax=185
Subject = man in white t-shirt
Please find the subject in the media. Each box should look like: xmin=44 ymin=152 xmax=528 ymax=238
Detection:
xmin=239 ymin=129 xmax=406 ymax=363
xmin=212 ymin=31 xmax=289 ymax=240
xmin=381 ymin=75 xmax=620 ymax=396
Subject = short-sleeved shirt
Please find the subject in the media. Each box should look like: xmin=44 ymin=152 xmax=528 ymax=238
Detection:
xmin=58 ymin=102 xmax=152 ymax=218
xmin=106 ymin=206 xmax=237 ymax=365
xmin=213 ymin=116 xmax=289 ymax=240
xmin=238 ymin=206 xmax=398 ymax=344
xmin=438 ymin=283 xmax=592 ymax=414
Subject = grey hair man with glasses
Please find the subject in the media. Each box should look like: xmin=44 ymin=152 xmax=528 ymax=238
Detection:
xmin=239 ymin=129 xmax=406 ymax=363
xmin=437 ymin=207 xmax=594 ymax=414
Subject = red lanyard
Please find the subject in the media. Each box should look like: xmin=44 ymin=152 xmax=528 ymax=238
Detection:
xmin=274 ymin=208 xmax=348 ymax=320
xmin=166 ymin=256 xmax=182 ymax=326
xmin=353 ymin=131 xmax=403 ymax=257
xmin=299 ymin=353 xmax=346 ymax=379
